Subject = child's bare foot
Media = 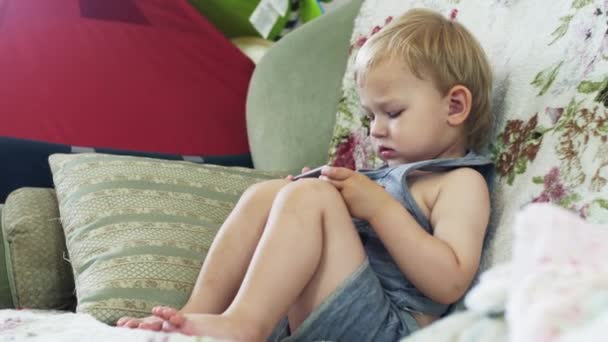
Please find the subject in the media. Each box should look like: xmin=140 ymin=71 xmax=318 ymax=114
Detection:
xmin=159 ymin=312 xmax=264 ymax=340
xmin=116 ymin=306 xmax=182 ymax=331
xmin=116 ymin=315 xmax=164 ymax=330
xmin=152 ymin=306 xmax=187 ymax=328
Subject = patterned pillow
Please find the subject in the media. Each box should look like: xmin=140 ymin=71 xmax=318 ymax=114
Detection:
xmin=0 ymin=204 xmax=10 ymax=308
xmin=49 ymin=153 xmax=282 ymax=324
xmin=327 ymin=0 xmax=608 ymax=269
xmin=1 ymin=188 xmax=75 ymax=310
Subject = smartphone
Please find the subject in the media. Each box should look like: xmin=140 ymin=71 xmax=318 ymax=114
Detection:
xmin=292 ymin=165 xmax=325 ymax=180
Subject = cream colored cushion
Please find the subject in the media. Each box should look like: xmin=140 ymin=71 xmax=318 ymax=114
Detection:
xmin=49 ymin=153 xmax=281 ymax=324
xmin=1 ymin=188 xmax=75 ymax=310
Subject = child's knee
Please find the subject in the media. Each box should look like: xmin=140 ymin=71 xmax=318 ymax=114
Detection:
xmin=279 ymin=179 xmax=340 ymax=204
xmin=243 ymin=179 xmax=290 ymax=200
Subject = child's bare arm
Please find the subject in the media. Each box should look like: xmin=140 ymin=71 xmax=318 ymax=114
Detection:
xmin=368 ymin=168 xmax=490 ymax=305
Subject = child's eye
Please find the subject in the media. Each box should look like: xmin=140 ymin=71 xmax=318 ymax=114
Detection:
xmin=387 ymin=110 xmax=403 ymax=118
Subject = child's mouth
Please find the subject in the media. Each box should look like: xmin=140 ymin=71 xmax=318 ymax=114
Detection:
xmin=378 ymin=147 xmax=396 ymax=159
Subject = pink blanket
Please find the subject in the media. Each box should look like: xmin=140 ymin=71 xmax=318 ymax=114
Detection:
xmin=464 ymin=203 xmax=608 ymax=342
xmin=507 ymin=203 xmax=608 ymax=341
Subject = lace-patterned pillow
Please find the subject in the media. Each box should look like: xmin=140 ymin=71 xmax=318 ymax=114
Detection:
xmin=49 ymin=153 xmax=282 ymax=324
xmin=1 ymin=188 xmax=75 ymax=310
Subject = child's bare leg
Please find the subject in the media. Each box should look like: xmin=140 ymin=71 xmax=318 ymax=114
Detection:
xmin=116 ymin=179 xmax=290 ymax=330
xmin=158 ymin=179 xmax=366 ymax=340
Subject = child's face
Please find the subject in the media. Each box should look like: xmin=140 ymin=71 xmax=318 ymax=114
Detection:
xmin=357 ymin=59 xmax=454 ymax=166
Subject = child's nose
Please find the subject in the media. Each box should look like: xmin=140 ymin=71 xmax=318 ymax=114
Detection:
xmin=370 ymin=121 xmax=387 ymax=138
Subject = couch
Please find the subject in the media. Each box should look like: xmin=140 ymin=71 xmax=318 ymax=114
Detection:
xmin=1 ymin=0 xmax=607 ymax=341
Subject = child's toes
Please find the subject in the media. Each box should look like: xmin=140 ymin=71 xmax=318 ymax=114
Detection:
xmin=125 ymin=318 xmax=143 ymax=328
xmin=159 ymin=307 xmax=179 ymax=320
xmin=161 ymin=320 xmax=180 ymax=333
xmin=139 ymin=319 xmax=163 ymax=331
xmin=168 ymin=313 xmax=187 ymax=327
xmin=152 ymin=306 xmax=175 ymax=319
xmin=151 ymin=306 xmax=168 ymax=316
xmin=116 ymin=317 xmax=131 ymax=327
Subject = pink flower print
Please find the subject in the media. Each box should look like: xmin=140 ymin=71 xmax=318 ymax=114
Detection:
xmin=531 ymin=168 xmax=588 ymax=218
xmin=539 ymin=256 xmax=552 ymax=264
xmin=567 ymin=304 xmax=584 ymax=322
xmin=545 ymin=107 xmax=564 ymax=124
xmin=332 ymin=134 xmax=357 ymax=170
xmin=568 ymin=256 xmax=580 ymax=268
xmin=549 ymin=183 xmax=567 ymax=200
xmin=0 ymin=317 xmax=24 ymax=331
xmin=533 ymin=192 xmax=551 ymax=203
xmin=449 ymin=9 xmax=458 ymax=20
xmin=385 ymin=16 xmax=393 ymax=25
xmin=533 ymin=168 xmax=567 ymax=203
xmin=371 ymin=25 xmax=381 ymax=35
xmin=577 ymin=203 xmax=590 ymax=218
xmin=356 ymin=35 xmax=367 ymax=48
xmin=544 ymin=167 xmax=560 ymax=186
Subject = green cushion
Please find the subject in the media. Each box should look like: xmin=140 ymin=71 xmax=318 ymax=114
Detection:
xmin=246 ymin=0 xmax=363 ymax=173
xmin=49 ymin=153 xmax=283 ymax=324
xmin=0 ymin=204 xmax=12 ymax=308
xmin=1 ymin=188 xmax=75 ymax=310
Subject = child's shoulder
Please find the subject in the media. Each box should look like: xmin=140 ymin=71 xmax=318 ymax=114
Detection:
xmin=411 ymin=167 xmax=488 ymax=206
xmin=429 ymin=168 xmax=491 ymax=219
xmin=442 ymin=166 xmax=486 ymax=181
xmin=438 ymin=167 xmax=489 ymax=194
xmin=407 ymin=166 xmax=488 ymax=215
xmin=423 ymin=167 xmax=490 ymax=233
xmin=409 ymin=165 xmax=486 ymax=185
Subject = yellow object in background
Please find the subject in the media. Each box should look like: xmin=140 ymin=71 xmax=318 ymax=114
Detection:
xmin=231 ymin=37 xmax=274 ymax=64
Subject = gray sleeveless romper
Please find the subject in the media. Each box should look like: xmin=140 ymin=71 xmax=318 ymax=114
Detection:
xmin=270 ymin=152 xmax=492 ymax=341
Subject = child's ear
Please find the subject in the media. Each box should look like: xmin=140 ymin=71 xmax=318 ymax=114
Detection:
xmin=445 ymin=85 xmax=472 ymax=126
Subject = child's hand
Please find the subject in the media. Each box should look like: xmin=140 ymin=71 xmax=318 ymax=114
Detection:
xmin=320 ymin=166 xmax=393 ymax=221
xmin=285 ymin=167 xmax=311 ymax=181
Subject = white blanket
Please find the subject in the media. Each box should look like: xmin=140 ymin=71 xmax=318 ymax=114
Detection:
xmin=1 ymin=204 xmax=606 ymax=342
xmin=404 ymin=204 xmax=608 ymax=342
xmin=0 ymin=309 xmax=213 ymax=342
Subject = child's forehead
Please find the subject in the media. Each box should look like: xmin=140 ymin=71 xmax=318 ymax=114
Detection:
xmin=356 ymin=58 xmax=416 ymax=84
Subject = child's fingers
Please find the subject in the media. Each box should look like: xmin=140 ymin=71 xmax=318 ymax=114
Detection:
xmin=320 ymin=176 xmax=344 ymax=190
xmin=286 ymin=166 xmax=312 ymax=181
xmin=321 ymin=166 xmax=352 ymax=180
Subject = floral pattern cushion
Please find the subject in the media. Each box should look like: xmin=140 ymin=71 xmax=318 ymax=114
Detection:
xmin=327 ymin=0 xmax=608 ymax=267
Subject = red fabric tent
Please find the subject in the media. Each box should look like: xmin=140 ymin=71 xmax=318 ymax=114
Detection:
xmin=0 ymin=0 xmax=254 ymax=156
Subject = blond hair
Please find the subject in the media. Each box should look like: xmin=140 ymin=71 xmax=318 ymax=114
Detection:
xmin=355 ymin=8 xmax=493 ymax=152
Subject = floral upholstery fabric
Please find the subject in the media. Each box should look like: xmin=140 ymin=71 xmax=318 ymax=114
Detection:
xmin=327 ymin=0 xmax=608 ymax=268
